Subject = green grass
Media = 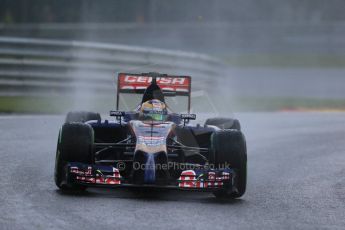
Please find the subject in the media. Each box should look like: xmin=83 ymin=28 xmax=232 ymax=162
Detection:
xmin=0 ymin=96 xmax=115 ymax=114
xmin=1 ymin=96 xmax=345 ymax=114
xmin=0 ymin=96 xmax=60 ymax=114
xmin=227 ymin=97 xmax=345 ymax=111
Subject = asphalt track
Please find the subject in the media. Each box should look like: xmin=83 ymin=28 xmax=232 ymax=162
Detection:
xmin=0 ymin=113 xmax=345 ymax=230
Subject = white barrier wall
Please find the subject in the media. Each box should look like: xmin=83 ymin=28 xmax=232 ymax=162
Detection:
xmin=0 ymin=36 xmax=225 ymax=97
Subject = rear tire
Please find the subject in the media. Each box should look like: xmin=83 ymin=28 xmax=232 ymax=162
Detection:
xmin=211 ymin=130 xmax=247 ymax=198
xmin=54 ymin=123 xmax=94 ymax=191
xmin=65 ymin=111 xmax=101 ymax=123
xmin=205 ymin=118 xmax=241 ymax=130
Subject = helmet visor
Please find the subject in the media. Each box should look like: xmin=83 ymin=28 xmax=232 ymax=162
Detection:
xmin=142 ymin=110 xmax=167 ymax=121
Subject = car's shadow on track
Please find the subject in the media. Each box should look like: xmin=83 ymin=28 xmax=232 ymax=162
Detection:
xmin=55 ymin=188 xmax=246 ymax=205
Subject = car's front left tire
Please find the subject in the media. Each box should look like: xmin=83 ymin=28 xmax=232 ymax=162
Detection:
xmin=205 ymin=117 xmax=241 ymax=130
xmin=210 ymin=130 xmax=247 ymax=199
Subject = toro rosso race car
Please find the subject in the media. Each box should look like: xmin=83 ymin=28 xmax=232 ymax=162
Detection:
xmin=54 ymin=72 xmax=247 ymax=198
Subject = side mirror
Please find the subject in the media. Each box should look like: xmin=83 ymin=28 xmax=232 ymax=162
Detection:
xmin=110 ymin=111 xmax=125 ymax=123
xmin=180 ymin=114 xmax=196 ymax=125
xmin=110 ymin=111 xmax=125 ymax=117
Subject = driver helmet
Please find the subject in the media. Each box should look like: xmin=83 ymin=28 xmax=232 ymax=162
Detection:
xmin=140 ymin=99 xmax=167 ymax=121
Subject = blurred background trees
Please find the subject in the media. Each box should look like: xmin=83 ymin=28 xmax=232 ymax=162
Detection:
xmin=1 ymin=0 xmax=344 ymax=24
xmin=0 ymin=0 xmax=344 ymax=63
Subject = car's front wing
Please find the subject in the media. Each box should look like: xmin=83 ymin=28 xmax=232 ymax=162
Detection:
xmin=66 ymin=162 xmax=235 ymax=192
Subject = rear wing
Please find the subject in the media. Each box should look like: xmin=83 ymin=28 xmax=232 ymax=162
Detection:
xmin=116 ymin=73 xmax=192 ymax=112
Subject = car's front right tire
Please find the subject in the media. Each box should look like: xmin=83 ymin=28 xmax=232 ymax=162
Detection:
xmin=54 ymin=123 xmax=94 ymax=191
xmin=65 ymin=111 xmax=101 ymax=123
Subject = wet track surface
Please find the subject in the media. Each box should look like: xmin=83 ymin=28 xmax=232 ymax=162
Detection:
xmin=0 ymin=113 xmax=345 ymax=230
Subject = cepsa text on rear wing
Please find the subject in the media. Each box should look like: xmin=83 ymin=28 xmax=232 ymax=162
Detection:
xmin=116 ymin=73 xmax=192 ymax=112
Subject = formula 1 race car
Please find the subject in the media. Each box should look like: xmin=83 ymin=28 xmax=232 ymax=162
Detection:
xmin=54 ymin=72 xmax=247 ymax=198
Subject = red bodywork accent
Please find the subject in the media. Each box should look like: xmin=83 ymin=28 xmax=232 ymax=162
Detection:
xmin=71 ymin=166 xmax=121 ymax=185
xmin=178 ymin=170 xmax=231 ymax=189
